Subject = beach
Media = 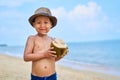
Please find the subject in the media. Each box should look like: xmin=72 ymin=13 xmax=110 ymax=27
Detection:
xmin=0 ymin=54 xmax=120 ymax=80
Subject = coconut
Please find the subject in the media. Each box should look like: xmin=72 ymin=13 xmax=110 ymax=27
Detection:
xmin=51 ymin=38 xmax=68 ymax=57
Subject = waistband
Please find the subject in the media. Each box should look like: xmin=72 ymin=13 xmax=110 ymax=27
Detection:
xmin=31 ymin=73 xmax=57 ymax=80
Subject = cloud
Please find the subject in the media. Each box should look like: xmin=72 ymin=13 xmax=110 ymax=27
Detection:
xmin=69 ymin=2 xmax=103 ymax=20
xmin=52 ymin=7 xmax=67 ymax=19
xmin=52 ymin=2 xmax=102 ymax=19
xmin=0 ymin=0 xmax=38 ymax=7
xmin=50 ymin=1 xmax=120 ymax=42
xmin=52 ymin=2 xmax=107 ymax=34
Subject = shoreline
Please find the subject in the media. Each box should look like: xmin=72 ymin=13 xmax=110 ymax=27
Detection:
xmin=0 ymin=53 xmax=120 ymax=80
xmin=57 ymin=59 xmax=120 ymax=76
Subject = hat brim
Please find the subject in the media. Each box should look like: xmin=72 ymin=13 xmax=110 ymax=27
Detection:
xmin=29 ymin=14 xmax=57 ymax=28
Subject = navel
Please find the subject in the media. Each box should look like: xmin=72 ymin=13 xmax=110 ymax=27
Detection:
xmin=44 ymin=66 xmax=47 ymax=69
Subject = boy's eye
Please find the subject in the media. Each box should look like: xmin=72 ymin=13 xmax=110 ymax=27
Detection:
xmin=37 ymin=22 xmax=41 ymax=24
xmin=44 ymin=21 xmax=48 ymax=24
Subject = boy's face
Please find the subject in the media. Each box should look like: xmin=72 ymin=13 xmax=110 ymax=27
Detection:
xmin=33 ymin=16 xmax=52 ymax=35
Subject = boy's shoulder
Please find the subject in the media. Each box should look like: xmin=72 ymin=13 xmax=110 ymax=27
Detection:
xmin=28 ymin=35 xmax=36 ymax=38
xmin=49 ymin=36 xmax=56 ymax=41
xmin=27 ymin=35 xmax=36 ymax=41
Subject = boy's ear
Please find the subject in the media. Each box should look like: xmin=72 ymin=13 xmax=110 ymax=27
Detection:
xmin=50 ymin=22 xmax=53 ymax=28
xmin=32 ymin=22 xmax=35 ymax=27
xmin=50 ymin=25 xmax=53 ymax=29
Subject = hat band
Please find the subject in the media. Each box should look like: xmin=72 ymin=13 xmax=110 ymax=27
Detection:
xmin=37 ymin=12 xmax=51 ymax=16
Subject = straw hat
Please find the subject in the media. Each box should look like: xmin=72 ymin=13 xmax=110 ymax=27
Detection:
xmin=29 ymin=7 xmax=57 ymax=28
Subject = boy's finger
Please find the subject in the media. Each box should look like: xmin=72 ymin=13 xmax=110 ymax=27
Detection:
xmin=51 ymin=54 xmax=57 ymax=57
xmin=50 ymin=47 xmax=54 ymax=50
xmin=48 ymin=51 xmax=56 ymax=54
xmin=52 ymin=51 xmax=56 ymax=53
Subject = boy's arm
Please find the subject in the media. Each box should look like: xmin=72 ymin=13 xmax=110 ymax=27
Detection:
xmin=23 ymin=36 xmax=44 ymax=61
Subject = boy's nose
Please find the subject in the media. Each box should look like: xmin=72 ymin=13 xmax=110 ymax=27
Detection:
xmin=41 ymin=23 xmax=45 ymax=27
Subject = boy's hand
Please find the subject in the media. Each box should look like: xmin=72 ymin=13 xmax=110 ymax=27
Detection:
xmin=43 ymin=47 xmax=57 ymax=58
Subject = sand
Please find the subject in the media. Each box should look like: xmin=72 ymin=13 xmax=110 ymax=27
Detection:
xmin=0 ymin=53 xmax=120 ymax=80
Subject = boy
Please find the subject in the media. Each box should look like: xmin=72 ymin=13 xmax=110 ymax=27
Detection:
xmin=23 ymin=7 xmax=63 ymax=80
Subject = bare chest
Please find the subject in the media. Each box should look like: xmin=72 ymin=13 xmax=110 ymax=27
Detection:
xmin=33 ymin=37 xmax=52 ymax=52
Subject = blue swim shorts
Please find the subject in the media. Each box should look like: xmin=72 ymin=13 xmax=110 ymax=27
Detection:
xmin=31 ymin=73 xmax=57 ymax=80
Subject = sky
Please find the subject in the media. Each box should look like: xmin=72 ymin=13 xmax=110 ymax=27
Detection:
xmin=0 ymin=0 xmax=120 ymax=46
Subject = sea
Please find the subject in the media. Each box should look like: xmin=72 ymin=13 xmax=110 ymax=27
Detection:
xmin=0 ymin=40 xmax=120 ymax=76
